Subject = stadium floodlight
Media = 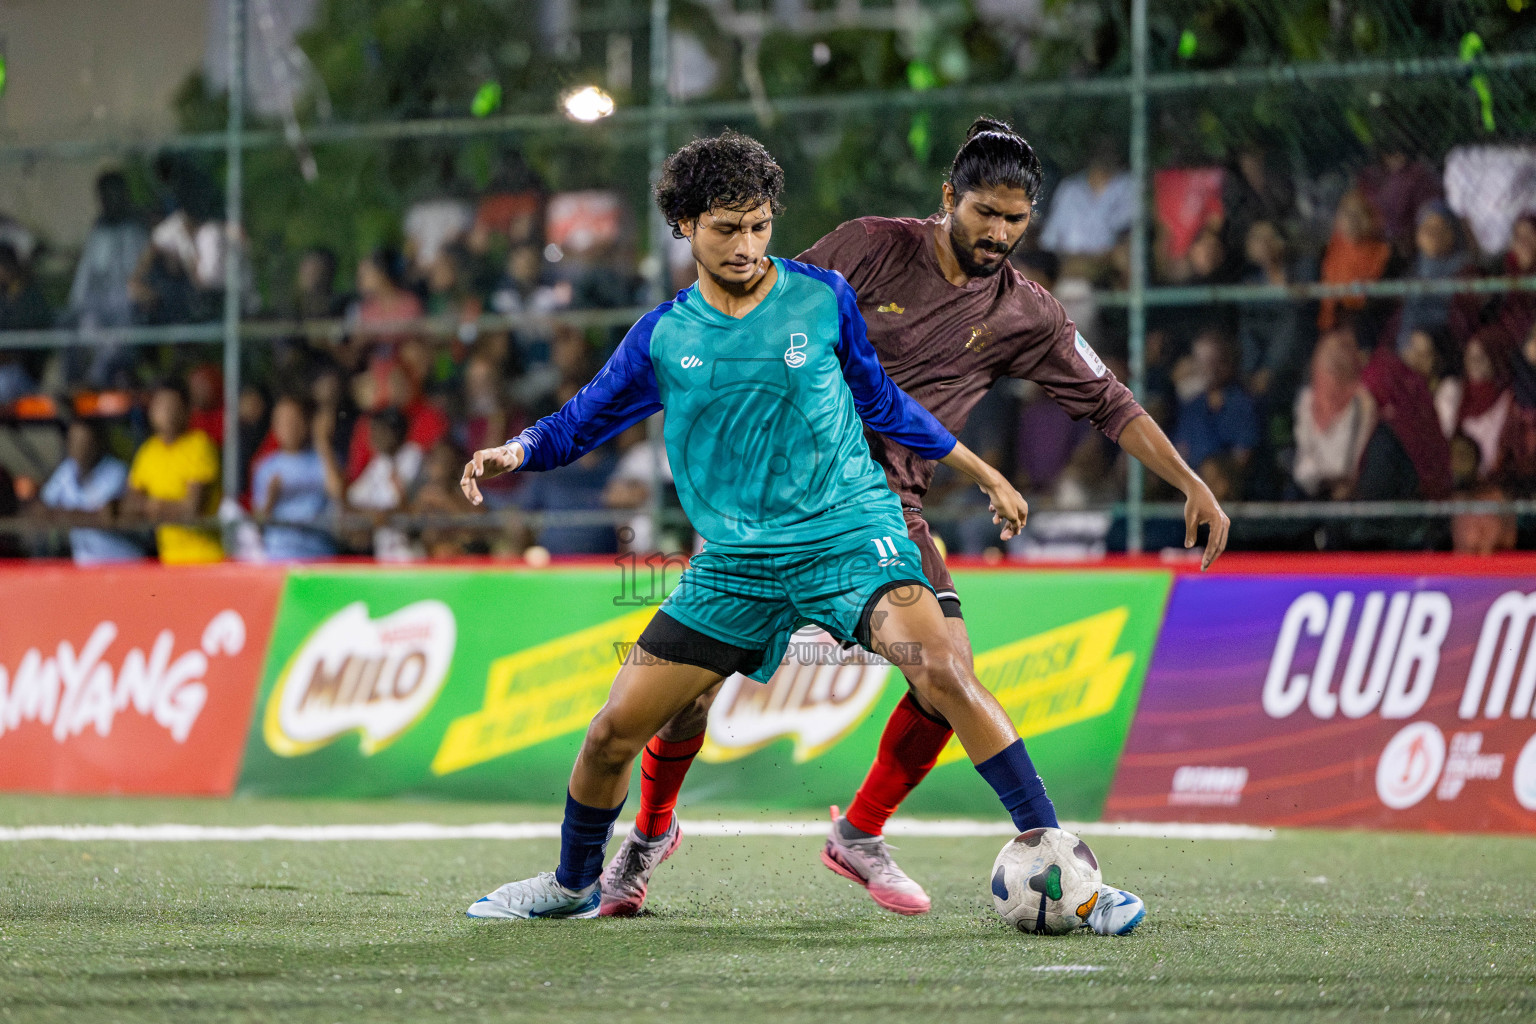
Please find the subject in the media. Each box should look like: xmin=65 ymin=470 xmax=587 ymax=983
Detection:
xmin=561 ymin=85 xmax=616 ymax=122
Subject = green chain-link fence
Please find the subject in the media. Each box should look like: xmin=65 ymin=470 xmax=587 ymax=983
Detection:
xmin=1 ymin=0 xmax=1534 ymax=557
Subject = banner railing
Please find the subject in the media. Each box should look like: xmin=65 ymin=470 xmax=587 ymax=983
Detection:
xmin=8 ymin=274 xmax=1534 ymax=351
xmin=1 ymin=498 xmax=1532 ymax=548
xmin=0 ymin=307 xmax=654 ymax=351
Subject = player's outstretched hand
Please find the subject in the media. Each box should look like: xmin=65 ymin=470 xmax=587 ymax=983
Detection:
xmin=938 ymin=441 xmax=1027 ymax=539
xmin=461 ymin=442 xmax=525 ymax=506
xmin=981 ymin=477 xmax=1029 ymax=541
xmin=1184 ymin=481 xmax=1230 ymax=570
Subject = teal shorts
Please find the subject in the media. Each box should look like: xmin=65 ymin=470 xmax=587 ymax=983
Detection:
xmin=656 ymin=519 xmax=935 ymax=683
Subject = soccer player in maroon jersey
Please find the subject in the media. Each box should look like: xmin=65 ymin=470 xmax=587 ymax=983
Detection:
xmin=600 ymin=117 xmax=1229 ymax=931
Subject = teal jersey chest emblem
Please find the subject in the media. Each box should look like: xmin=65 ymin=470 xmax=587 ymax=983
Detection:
xmin=650 ymin=263 xmax=892 ymax=549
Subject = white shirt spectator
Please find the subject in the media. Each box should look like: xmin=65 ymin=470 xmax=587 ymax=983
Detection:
xmin=68 ymin=222 xmax=147 ymax=328
xmin=346 ymin=443 xmax=423 ymax=562
xmin=1039 ymin=171 xmax=1139 ymax=256
xmin=1462 ymin=391 xmax=1514 ymax=479
xmin=1292 ymin=389 xmax=1373 ymax=498
xmin=346 ymin=443 xmax=423 ymax=510
xmin=40 ymin=454 xmax=144 ymax=565
xmin=151 ymin=211 xmax=230 ymax=289
xmin=0 ymin=215 xmax=37 ymax=264
xmin=1444 ymin=146 xmax=1536 ymax=255
xmin=404 ymin=199 xmax=474 ymax=274
xmin=1433 ymin=377 xmax=1464 ymax=439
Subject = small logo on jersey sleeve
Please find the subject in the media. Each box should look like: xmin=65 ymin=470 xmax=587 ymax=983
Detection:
xmin=1074 ymin=332 xmax=1107 ymax=378
xmin=784 ymin=333 xmax=808 ymax=368
xmin=680 ymin=355 xmax=703 ymax=369
xmin=876 ymin=302 xmax=905 ymax=314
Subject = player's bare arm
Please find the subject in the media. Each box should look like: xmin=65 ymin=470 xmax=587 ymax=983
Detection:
xmin=938 ymin=440 xmax=1028 ymax=540
xmin=1115 ymin=414 xmax=1231 ymax=570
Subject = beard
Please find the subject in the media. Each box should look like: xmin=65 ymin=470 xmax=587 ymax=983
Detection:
xmin=948 ymin=222 xmax=1020 ymax=279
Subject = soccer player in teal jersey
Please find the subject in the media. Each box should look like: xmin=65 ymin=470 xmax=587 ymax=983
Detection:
xmin=458 ymin=130 xmax=1065 ymax=922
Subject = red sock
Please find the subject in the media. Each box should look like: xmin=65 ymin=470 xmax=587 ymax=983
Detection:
xmin=844 ymin=693 xmax=954 ymax=836
xmin=635 ymin=732 xmax=705 ymax=839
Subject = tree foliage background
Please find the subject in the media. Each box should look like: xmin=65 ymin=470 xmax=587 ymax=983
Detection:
xmin=162 ymin=0 xmax=1536 ymax=308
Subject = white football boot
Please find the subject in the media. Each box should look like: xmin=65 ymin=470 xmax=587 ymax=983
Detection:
xmin=465 ymin=872 xmax=600 ymax=920
xmin=598 ymin=816 xmax=683 ymax=917
xmin=819 ymin=805 xmax=932 ymax=915
xmin=1082 ymin=884 xmax=1146 ymax=935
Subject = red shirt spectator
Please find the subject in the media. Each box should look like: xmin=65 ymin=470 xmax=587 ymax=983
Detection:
xmin=1496 ymin=326 xmax=1536 ymax=491
xmin=1361 ymin=345 xmax=1454 ymax=499
xmin=350 ymin=249 xmax=423 ymax=361
xmin=187 ymin=364 xmax=225 ymax=444
xmin=1488 ymin=213 xmax=1536 ymax=351
xmin=345 ymin=361 xmax=449 ymax=482
xmin=1357 ymin=151 xmax=1443 ymax=257
xmin=1458 ymin=333 xmax=1514 ymax=480
xmin=1318 ymin=191 xmax=1392 ymax=332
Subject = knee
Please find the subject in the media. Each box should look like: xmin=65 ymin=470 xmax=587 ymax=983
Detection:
xmin=902 ymin=683 xmax=951 ymax=727
xmin=905 ymin=649 xmax=972 ymax=706
xmin=658 ymin=689 xmax=715 ymax=742
xmin=582 ymin=711 xmax=644 ymax=773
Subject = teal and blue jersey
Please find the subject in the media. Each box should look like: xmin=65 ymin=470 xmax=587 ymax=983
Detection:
xmin=509 ymin=257 xmax=958 ymax=552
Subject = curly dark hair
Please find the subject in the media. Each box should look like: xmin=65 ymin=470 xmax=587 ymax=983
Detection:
xmin=654 ymin=129 xmax=785 ymax=239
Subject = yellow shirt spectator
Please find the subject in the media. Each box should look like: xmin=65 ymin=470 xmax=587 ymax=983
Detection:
xmin=128 ymin=429 xmax=224 ymax=563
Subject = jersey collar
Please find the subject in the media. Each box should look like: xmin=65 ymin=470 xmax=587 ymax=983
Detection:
xmin=682 ymin=256 xmax=787 ymax=327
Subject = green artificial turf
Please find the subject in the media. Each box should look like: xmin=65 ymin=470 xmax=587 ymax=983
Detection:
xmin=0 ymin=796 xmax=1533 ymax=1022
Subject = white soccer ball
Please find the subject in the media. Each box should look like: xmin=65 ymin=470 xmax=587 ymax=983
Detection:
xmin=990 ymin=827 xmax=1103 ymax=935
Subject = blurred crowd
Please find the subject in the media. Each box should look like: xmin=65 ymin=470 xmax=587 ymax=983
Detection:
xmin=953 ymin=138 xmax=1536 ymax=556
xmin=0 ymin=153 xmax=662 ymax=564
xmin=0 ymin=137 xmax=1534 ymax=563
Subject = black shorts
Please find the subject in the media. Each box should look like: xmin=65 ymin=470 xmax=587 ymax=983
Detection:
xmin=635 ymin=609 xmax=764 ymax=678
xmin=903 ymin=507 xmax=963 ymax=620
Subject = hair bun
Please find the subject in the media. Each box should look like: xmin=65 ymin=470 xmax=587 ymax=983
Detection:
xmin=966 ymin=116 xmax=1015 ymax=141
xmin=949 ymin=116 xmax=1042 ymax=203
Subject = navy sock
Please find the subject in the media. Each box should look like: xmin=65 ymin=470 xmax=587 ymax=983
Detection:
xmin=554 ymin=791 xmax=625 ymax=892
xmin=975 ymin=739 xmax=1058 ymax=832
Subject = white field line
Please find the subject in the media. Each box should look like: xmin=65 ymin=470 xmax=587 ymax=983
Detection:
xmin=0 ymin=819 xmax=1273 ymax=843
xmin=1031 ymin=965 xmax=1106 ymax=973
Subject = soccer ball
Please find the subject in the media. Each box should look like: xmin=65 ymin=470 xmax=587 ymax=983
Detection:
xmin=990 ymin=827 xmax=1103 ymax=935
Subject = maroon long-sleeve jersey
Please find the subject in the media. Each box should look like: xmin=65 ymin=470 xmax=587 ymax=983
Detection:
xmin=797 ymin=214 xmax=1146 ymax=511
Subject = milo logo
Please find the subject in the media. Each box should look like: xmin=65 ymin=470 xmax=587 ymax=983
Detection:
xmin=263 ymin=600 xmax=455 ymax=757
xmin=700 ymin=627 xmax=891 ymax=764
xmin=934 ymin=607 xmax=1137 ymax=767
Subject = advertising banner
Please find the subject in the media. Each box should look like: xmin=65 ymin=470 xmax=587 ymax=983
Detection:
xmin=694 ymin=570 xmax=1170 ymax=820
xmin=1106 ymin=575 xmax=1536 ymax=833
xmin=238 ymin=566 xmax=1169 ymax=819
xmin=237 ymin=567 xmax=646 ymax=801
xmin=0 ymin=565 xmax=284 ymax=795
